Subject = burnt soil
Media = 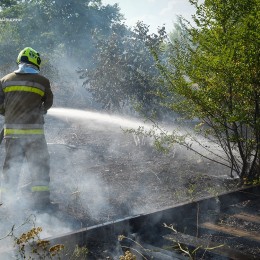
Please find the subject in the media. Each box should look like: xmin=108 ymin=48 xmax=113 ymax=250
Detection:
xmin=43 ymin=116 xmax=237 ymax=225
xmin=0 ymin=114 xmax=258 ymax=259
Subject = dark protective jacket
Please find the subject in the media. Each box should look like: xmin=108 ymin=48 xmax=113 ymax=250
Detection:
xmin=0 ymin=72 xmax=53 ymax=137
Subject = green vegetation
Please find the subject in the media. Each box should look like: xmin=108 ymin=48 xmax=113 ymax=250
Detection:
xmin=134 ymin=0 xmax=260 ymax=184
xmin=0 ymin=0 xmax=123 ymax=80
xmin=79 ymin=22 xmax=166 ymax=115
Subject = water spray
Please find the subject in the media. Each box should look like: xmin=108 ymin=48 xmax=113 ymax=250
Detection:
xmin=47 ymin=107 xmax=151 ymax=130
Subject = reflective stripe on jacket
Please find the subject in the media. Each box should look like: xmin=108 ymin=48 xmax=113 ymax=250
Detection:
xmin=3 ymin=85 xmax=45 ymax=97
xmin=1 ymin=79 xmax=46 ymax=97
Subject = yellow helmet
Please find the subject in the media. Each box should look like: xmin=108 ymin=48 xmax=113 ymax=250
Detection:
xmin=17 ymin=47 xmax=41 ymax=69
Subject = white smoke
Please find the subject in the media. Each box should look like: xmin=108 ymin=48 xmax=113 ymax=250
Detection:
xmin=0 ymin=106 xmax=230 ymax=259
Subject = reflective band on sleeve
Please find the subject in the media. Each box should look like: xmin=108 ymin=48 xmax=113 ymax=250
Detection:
xmin=31 ymin=186 xmax=50 ymax=192
xmin=2 ymin=81 xmax=45 ymax=91
xmin=4 ymin=128 xmax=44 ymax=135
xmin=3 ymin=86 xmax=44 ymax=97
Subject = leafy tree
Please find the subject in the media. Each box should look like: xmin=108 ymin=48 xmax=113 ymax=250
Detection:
xmin=136 ymin=0 xmax=260 ymax=184
xmin=79 ymin=22 xmax=168 ymax=117
xmin=0 ymin=0 xmax=22 ymax=10
xmin=0 ymin=0 xmax=123 ymax=69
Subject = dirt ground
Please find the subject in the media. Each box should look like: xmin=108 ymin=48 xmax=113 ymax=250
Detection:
xmin=43 ymin=114 xmax=237 ymax=226
xmin=0 ymin=111 xmax=254 ymax=259
xmin=0 ymin=113 xmax=238 ymax=230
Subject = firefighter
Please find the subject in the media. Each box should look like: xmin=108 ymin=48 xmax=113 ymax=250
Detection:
xmin=0 ymin=47 xmax=53 ymax=211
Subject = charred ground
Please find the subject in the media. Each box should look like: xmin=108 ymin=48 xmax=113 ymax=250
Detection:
xmin=43 ymin=114 xmax=236 ymax=225
xmin=1 ymin=111 xmax=258 ymax=260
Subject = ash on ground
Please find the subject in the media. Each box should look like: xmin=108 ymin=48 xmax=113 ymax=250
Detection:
xmin=46 ymin=115 xmax=235 ymax=226
xmin=0 ymin=114 xmax=237 ymax=233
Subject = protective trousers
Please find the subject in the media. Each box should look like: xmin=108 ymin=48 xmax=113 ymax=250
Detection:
xmin=0 ymin=136 xmax=51 ymax=209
